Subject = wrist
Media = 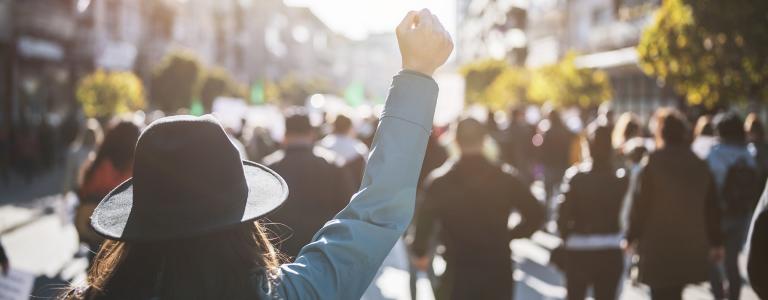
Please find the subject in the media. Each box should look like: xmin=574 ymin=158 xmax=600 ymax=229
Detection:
xmin=402 ymin=62 xmax=435 ymax=77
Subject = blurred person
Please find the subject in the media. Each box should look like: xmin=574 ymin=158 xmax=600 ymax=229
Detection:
xmin=75 ymin=120 xmax=140 ymax=262
xmin=39 ymin=116 xmax=57 ymax=168
xmin=611 ymin=112 xmax=641 ymax=154
xmin=62 ymin=10 xmax=452 ymax=299
xmin=557 ymin=124 xmax=629 ymax=300
xmin=419 ymin=128 xmax=449 ymax=187
xmin=411 ymin=118 xmax=544 ymax=300
xmin=747 ymin=183 xmax=768 ymax=299
xmin=0 ymin=126 xmax=10 ymax=185
xmin=692 ymin=115 xmax=717 ymax=159
xmin=319 ymin=114 xmax=369 ymax=187
xmin=262 ymin=109 xmax=356 ymax=258
xmin=707 ymin=112 xmax=761 ymax=300
xmin=245 ymin=126 xmax=278 ymax=163
xmin=498 ymin=105 xmax=536 ymax=184
xmin=62 ymin=119 xmax=102 ymax=196
xmin=745 ymin=112 xmax=768 ymax=184
xmin=627 ymin=108 xmax=723 ymax=300
xmin=15 ymin=122 xmax=41 ymax=183
xmin=538 ymin=108 xmax=576 ymax=217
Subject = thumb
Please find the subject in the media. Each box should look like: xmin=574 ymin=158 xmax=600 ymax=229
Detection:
xmin=397 ymin=10 xmax=418 ymax=34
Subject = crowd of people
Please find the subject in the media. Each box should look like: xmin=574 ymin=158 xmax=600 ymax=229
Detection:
xmin=0 ymin=9 xmax=766 ymax=300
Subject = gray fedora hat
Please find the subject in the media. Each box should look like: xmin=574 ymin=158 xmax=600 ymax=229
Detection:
xmin=91 ymin=114 xmax=288 ymax=242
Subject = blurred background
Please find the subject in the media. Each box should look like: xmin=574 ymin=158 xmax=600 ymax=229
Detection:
xmin=0 ymin=0 xmax=766 ymax=299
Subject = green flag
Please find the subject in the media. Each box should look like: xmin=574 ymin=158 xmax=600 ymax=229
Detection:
xmin=250 ymin=81 xmax=265 ymax=105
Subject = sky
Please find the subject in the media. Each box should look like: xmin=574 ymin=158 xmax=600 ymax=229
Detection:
xmin=283 ymin=0 xmax=457 ymax=40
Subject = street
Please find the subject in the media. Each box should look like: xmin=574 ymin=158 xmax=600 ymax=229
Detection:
xmin=0 ymin=166 xmax=759 ymax=299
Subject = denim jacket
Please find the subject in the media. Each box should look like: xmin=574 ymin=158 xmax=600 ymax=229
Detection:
xmin=256 ymin=71 xmax=438 ymax=299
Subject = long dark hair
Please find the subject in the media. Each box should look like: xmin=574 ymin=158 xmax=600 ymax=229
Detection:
xmin=84 ymin=121 xmax=140 ymax=183
xmin=64 ymin=222 xmax=281 ymax=300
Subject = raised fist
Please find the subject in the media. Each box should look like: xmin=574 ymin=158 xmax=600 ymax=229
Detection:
xmin=396 ymin=9 xmax=454 ymax=76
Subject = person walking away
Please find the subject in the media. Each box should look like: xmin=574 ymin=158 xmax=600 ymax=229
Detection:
xmin=62 ymin=119 xmax=102 ymax=196
xmin=707 ymin=113 xmax=761 ymax=300
xmin=557 ymin=124 xmax=629 ymax=300
xmin=262 ymin=109 xmax=356 ymax=259
xmin=75 ymin=120 xmax=140 ymax=263
xmin=538 ymin=108 xmax=575 ymax=219
xmin=499 ymin=105 xmax=536 ymax=184
xmin=411 ymin=118 xmax=545 ymax=300
xmin=747 ymin=182 xmax=768 ymax=299
xmin=627 ymin=108 xmax=724 ymax=300
xmin=692 ymin=115 xmax=717 ymax=160
xmin=745 ymin=112 xmax=768 ymax=185
xmin=63 ymin=10 xmax=452 ymax=299
xmin=319 ymin=114 xmax=369 ymax=188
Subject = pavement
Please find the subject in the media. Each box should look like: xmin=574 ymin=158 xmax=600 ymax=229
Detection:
xmin=0 ymin=166 xmax=761 ymax=299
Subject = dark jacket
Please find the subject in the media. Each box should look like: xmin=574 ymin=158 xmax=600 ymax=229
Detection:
xmin=263 ymin=144 xmax=356 ymax=258
xmin=748 ymin=183 xmax=768 ymax=299
xmin=558 ymin=162 xmax=629 ymax=239
xmin=412 ymin=155 xmax=544 ymax=299
xmin=627 ymin=146 xmax=723 ymax=287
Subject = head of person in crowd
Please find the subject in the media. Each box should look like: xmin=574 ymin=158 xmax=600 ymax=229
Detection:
xmin=542 ymin=106 xmax=564 ymax=130
xmin=455 ymin=117 xmax=487 ymax=156
xmin=612 ymin=112 xmax=641 ymax=150
xmin=745 ymin=112 xmax=765 ymax=144
xmin=597 ymin=101 xmax=615 ymax=126
xmin=332 ymin=114 xmax=354 ymax=136
xmin=78 ymin=118 xmax=103 ymax=150
xmin=283 ymin=108 xmax=315 ymax=146
xmin=713 ymin=112 xmax=747 ymax=145
xmin=84 ymin=120 xmax=140 ymax=182
xmin=652 ymin=108 xmax=690 ymax=149
xmin=509 ymin=105 xmax=526 ymax=125
xmin=694 ymin=115 xmax=715 ymax=139
xmin=587 ymin=123 xmax=613 ymax=168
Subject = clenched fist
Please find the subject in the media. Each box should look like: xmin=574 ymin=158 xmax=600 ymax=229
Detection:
xmin=396 ymin=9 xmax=454 ymax=76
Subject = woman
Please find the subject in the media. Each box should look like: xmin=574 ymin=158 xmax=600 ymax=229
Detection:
xmin=627 ymin=108 xmax=723 ymax=300
xmin=558 ymin=124 xmax=629 ymax=300
xmin=63 ymin=9 xmax=452 ymax=300
xmin=75 ymin=120 xmax=141 ymax=261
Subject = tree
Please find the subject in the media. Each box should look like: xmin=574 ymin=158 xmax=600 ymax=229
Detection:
xmin=484 ymin=67 xmax=529 ymax=110
xmin=459 ymin=59 xmax=508 ymax=107
xmin=527 ymin=53 xmax=612 ymax=108
xmin=76 ymin=70 xmax=145 ymax=119
xmin=151 ymin=51 xmax=203 ymax=113
xmin=637 ymin=0 xmax=768 ymax=107
xmin=200 ymin=68 xmax=246 ymax=113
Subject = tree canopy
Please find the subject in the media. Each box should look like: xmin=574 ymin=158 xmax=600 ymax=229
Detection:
xmin=637 ymin=0 xmax=768 ymax=107
xmin=200 ymin=68 xmax=246 ymax=113
xmin=527 ymin=53 xmax=612 ymax=108
xmin=150 ymin=51 xmax=203 ymax=113
xmin=76 ymin=70 xmax=145 ymax=119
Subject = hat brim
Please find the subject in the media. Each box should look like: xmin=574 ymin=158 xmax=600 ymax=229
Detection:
xmin=90 ymin=161 xmax=288 ymax=242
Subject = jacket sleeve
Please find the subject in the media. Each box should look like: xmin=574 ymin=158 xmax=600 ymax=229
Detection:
xmin=270 ymin=71 xmax=438 ymax=300
xmin=508 ymin=174 xmax=545 ymax=240
xmin=747 ymin=183 xmax=768 ymax=299
xmin=627 ymin=161 xmax=651 ymax=244
xmin=411 ymin=182 xmax=439 ymax=258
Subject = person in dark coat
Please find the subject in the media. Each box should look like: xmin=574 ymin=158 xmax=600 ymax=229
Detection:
xmin=498 ymin=105 xmax=535 ymax=184
xmin=747 ymin=183 xmax=768 ymax=299
xmin=627 ymin=108 xmax=724 ymax=300
xmin=557 ymin=123 xmax=629 ymax=300
xmin=263 ymin=109 xmax=356 ymax=259
xmin=538 ymin=108 xmax=576 ymax=216
xmin=411 ymin=118 xmax=545 ymax=300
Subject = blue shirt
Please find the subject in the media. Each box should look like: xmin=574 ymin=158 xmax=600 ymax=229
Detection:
xmin=255 ymin=71 xmax=439 ymax=299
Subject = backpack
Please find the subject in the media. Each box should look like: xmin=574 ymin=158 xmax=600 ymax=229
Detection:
xmin=722 ymin=158 xmax=762 ymax=216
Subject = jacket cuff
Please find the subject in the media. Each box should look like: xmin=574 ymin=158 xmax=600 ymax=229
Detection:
xmin=381 ymin=71 xmax=439 ymax=133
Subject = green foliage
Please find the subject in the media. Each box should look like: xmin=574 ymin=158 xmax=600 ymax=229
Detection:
xmin=484 ymin=67 xmax=529 ymax=110
xmin=200 ymin=68 xmax=245 ymax=113
xmin=638 ymin=0 xmax=768 ymax=107
xmin=151 ymin=51 xmax=203 ymax=113
xmin=528 ymin=53 xmax=612 ymax=108
xmin=76 ymin=70 xmax=145 ymax=118
xmin=272 ymin=75 xmax=333 ymax=106
xmin=460 ymin=59 xmax=508 ymax=106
